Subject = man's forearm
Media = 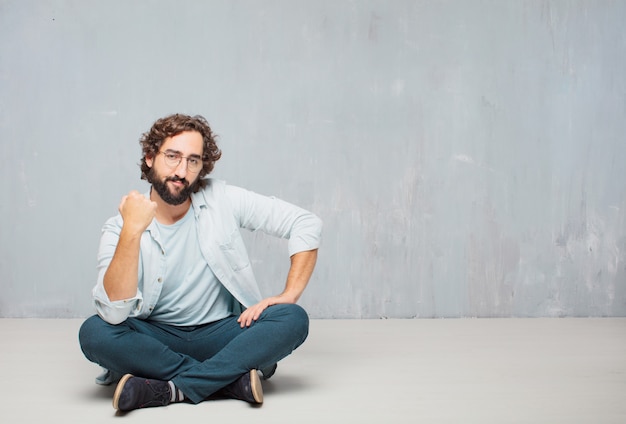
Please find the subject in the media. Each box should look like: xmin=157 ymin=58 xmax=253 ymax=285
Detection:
xmin=103 ymin=229 xmax=142 ymax=301
xmin=281 ymin=249 xmax=318 ymax=302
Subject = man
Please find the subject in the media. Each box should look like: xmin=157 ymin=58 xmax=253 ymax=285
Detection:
xmin=78 ymin=113 xmax=322 ymax=412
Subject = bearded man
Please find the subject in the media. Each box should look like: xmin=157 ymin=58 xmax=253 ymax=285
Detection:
xmin=78 ymin=113 xmax=322 ymax=413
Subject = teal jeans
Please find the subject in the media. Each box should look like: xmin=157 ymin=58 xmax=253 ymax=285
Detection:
xmin=78 ymin=304 xmax=309 ymax=403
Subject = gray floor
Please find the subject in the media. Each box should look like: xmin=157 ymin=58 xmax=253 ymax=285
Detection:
xmin=2 ymin=318 xmax=625 ymax=423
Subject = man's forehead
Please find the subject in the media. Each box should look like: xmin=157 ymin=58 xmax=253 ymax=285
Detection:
xmin=161 ymin=131 xmax=203 ymax=153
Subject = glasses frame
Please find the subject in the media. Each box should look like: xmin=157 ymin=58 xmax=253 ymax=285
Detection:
xmin=157 ymin=150 xmax=203 ymax=173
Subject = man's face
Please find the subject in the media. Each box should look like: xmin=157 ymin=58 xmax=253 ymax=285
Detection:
xmin=145 ymin=130 xmax=204 ymax=205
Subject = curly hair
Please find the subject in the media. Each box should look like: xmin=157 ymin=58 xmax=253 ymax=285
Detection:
xmin=139 ymin=114 xmax=222 ymax=191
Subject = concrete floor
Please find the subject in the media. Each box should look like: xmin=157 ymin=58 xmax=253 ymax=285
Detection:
xmin=2 ymin=318 xmax=625 ymax=423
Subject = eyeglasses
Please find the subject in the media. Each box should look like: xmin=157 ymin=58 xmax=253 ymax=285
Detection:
xmin=158 ymin=150 xmax=203 ymax=173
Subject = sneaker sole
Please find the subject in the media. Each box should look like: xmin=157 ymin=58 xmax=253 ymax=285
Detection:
xmin=112 ymin=374 xmax=134 ymax=410
xmin=250 ymin=370 xmax=263 ymax=404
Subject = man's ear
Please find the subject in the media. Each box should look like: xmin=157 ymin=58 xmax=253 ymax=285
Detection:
xmin=145 ymin=154 xmax=154 ymax=168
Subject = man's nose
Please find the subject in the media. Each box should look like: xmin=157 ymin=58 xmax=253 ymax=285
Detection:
xmin=174 ymin=159 xmax=188 ymax=177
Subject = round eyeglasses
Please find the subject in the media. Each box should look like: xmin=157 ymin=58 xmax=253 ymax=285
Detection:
xmin=158 ymin=150 xmax=203 ymax=173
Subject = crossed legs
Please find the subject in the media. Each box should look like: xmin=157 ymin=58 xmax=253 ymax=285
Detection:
xmin=78 ymin=304 xmax=309 ymax=404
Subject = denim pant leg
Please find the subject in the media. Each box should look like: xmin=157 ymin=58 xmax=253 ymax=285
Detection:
xmin=78 ymin=303 xmax=309 ymax=404
xmin=78 ymin=315 xmax=203 ymax=380
xmin=172 ymin=303 xmax=309 ymax=403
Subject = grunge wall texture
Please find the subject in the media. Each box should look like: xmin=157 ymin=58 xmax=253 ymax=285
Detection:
xmin=1 ymin=0 xmax=624 ymax=318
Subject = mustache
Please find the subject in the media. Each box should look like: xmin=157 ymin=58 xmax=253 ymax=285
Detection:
xmin=165 ymin=176 xmax=189 ymax=187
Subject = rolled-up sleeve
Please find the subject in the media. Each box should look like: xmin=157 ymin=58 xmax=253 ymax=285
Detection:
xmin=285 ymin=210 xmax=323 ymax=256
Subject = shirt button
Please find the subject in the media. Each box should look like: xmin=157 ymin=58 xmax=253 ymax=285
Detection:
xmin=157 ymin=277 xmax=162 ymax=283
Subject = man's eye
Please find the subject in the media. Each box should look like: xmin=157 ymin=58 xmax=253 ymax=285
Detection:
xmin=166 ymin=153 xmax=179 ymax=160
xmin=189 ymin=158 xmax=200 ymax=166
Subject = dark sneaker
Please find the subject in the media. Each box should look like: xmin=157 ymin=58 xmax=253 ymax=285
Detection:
xmin=113 ymin=374 xmax=173 ymax=411
xmin=218 ymin=370 xmax=263 ymax=404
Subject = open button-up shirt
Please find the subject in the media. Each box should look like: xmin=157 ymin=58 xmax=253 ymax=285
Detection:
xmin=91 ymin=178 xmax=323 ymax=325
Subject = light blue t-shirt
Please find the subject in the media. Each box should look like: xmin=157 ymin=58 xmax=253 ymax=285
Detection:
xmin=150 ymin=207 xmax=234 ymax=325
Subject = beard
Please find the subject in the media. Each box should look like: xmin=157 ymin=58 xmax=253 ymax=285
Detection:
xmin=148 ymin=168 xmax=198 ymax=206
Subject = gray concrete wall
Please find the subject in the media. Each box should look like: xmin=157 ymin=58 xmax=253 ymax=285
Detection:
xmin=1 ymin=0 xmax=624 ymax=318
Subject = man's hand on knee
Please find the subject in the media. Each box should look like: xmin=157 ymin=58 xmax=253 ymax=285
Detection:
xmin=237 ymin=294 xmax=296 ymax=328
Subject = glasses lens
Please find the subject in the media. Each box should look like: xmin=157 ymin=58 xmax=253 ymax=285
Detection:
xmin=163 ymin=153 xmax=180 ymax=168
xmin=189 ymin=161 xmax=201 ymax=172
